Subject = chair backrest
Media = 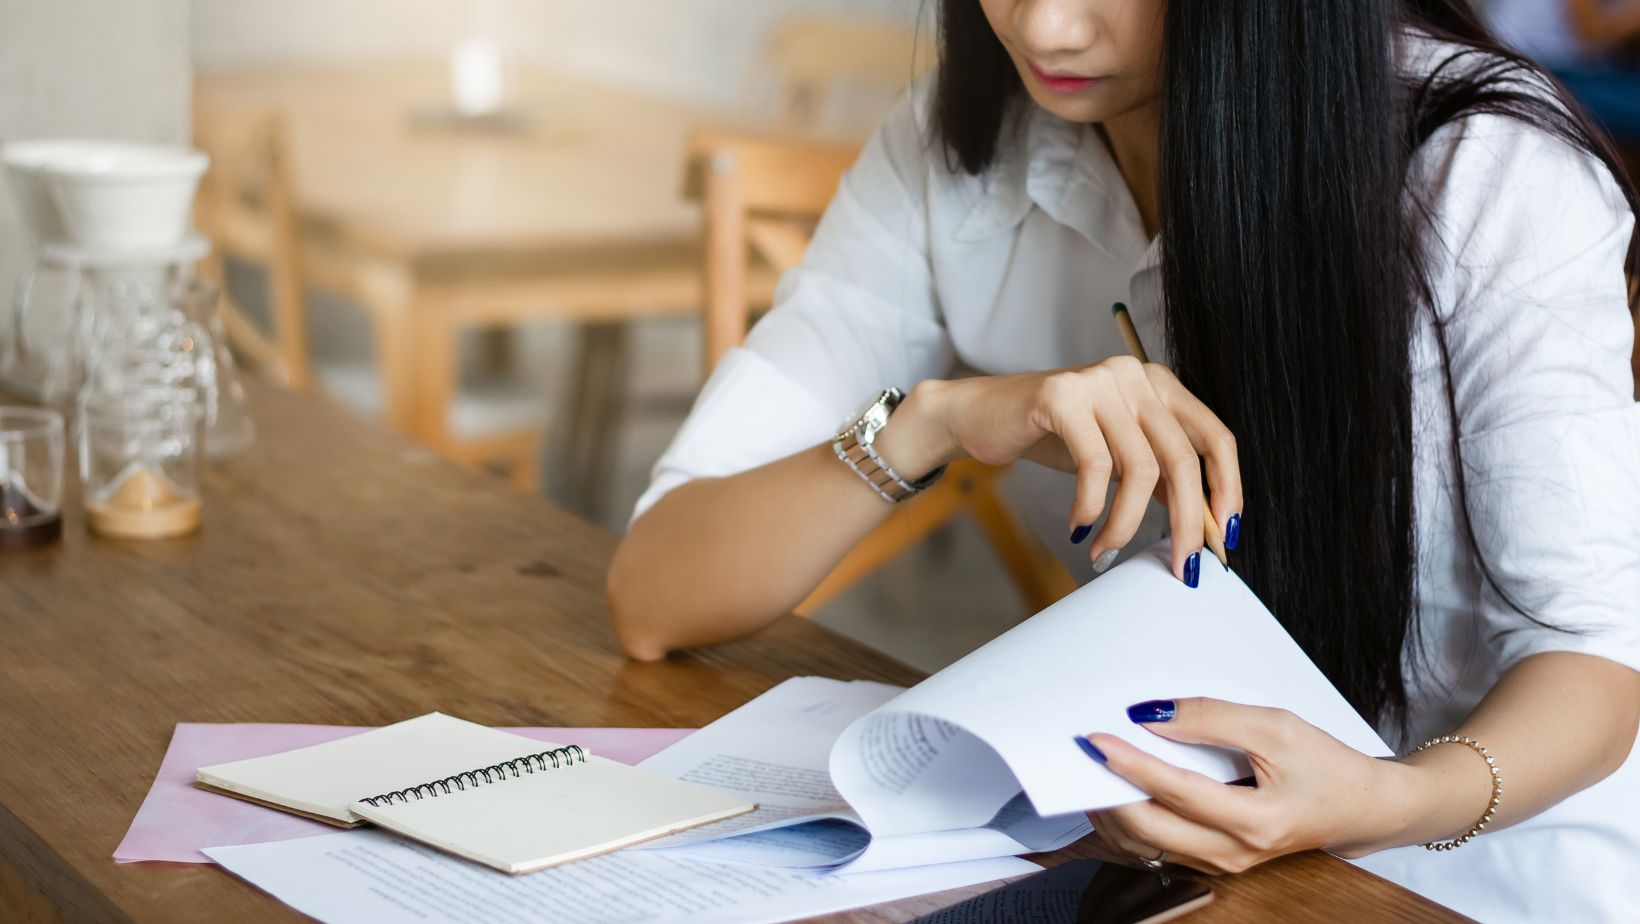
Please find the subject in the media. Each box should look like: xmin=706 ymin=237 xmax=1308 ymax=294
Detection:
xmin=192 ymin=106 xmax=310 ymax=389
xmin=684 ymin=132 xmax=859 ymax=373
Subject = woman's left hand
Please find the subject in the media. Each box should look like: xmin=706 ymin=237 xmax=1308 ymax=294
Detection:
xmin=1086 ymin=697 xmax=1410 ymax=874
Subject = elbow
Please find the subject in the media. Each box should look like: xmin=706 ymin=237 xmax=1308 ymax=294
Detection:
xmin=605 ymin=538 xmax=672 ymax=662
xmin=1600 ymin=680 xmax=1640 ymax=779
xmin=1579 ymin=661 xmax=1640 ymax=784
xmin=1587 ymin=718 xmax=1639 ymax=789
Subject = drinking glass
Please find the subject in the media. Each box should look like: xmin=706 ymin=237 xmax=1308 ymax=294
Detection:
xmin=0 ymin=407 xmax=65 ymax=550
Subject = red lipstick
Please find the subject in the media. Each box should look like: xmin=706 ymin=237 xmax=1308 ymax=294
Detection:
xmin=1027 ymin=62 xmax=1103 ymax=94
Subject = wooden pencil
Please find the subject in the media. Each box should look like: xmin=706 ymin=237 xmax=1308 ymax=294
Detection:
xmin=1111 ymin=302 xmax=1230 ymax=569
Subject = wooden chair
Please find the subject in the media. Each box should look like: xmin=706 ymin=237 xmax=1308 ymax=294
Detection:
xmin=193 ymin=107 xmax=543 ymax=490
xmin=192 ymin=110 xmax=310 ymax=390
xmin=685 ymin=132 xmax=1078 ymax=616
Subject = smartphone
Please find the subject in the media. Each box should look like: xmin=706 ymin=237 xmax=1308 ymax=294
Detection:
xmin=911 ymin=859 xmax=1213 ymax=924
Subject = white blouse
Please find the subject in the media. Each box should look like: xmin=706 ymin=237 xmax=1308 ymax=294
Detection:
xmin=633 ymin=43 xmax=1640 ymax=923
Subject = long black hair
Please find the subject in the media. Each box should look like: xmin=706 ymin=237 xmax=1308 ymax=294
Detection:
xmin=933 ymin=0 xmax=1640 ymax=727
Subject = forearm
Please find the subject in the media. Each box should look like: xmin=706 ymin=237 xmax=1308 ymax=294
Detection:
xmin=606 ymin=444 xmax=894 ymax=659
xmin=1345 ymin=652 xmax=1640 ymax=855
xmin=606 ymin=385 xmax=958 ymax=660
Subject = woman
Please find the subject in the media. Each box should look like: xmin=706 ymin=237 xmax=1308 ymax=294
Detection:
xmin=607 ymin=1 xmax=1640 ymax=919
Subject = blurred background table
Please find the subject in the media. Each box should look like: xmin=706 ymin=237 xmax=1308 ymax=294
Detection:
xmin=0 ymin=381 xmax=1468 ymax=924
xmin=193 ymin=62 xmax=784 ymax=504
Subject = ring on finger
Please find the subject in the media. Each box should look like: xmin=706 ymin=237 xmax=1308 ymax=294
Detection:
xmin=1137 ymin=847 xmax=1168 ymax=870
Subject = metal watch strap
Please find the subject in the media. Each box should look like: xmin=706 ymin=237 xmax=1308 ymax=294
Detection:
xmin=832 ymin=390 xmax=945 ymax=503
xmin=834 ymin=429 xmax=916 ymax=502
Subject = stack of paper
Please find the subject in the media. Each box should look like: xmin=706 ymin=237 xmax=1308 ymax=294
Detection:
xmin=623 ymin=545 xmax=1387 ymax=874
xmin=181 ymin=542 xmax=1391 ymax=924
xmin=126 ymin=722 xmax=1036 ymax=924
xmin=207 ymin=830 xmax=1038 ymax=924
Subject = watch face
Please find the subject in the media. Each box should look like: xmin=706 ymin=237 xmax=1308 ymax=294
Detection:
xmin=848 ymin=391 xmax=886 ymax=423
xmin=859 ymin=400 xmax=891 ymax=433
xmin=840 ymin=389 xmax=900 ymax=445
xmin=839 ymin=390 xmax=892 ymax=443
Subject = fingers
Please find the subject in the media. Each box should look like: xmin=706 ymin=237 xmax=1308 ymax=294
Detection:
xmin=1091 ymin=809 xmax=1167 ymax=865
xmin=1090 ymin=809 xmax=1160 ymax=864
xmin=1031 ymin=359 xmax=1237 ymax=581
xmin=1091 ymin=360 xmax=1203 ymax=582
xmin=1127 ymin=697 xmax=1307 ymax=762
xmin=1092 ymin=805 xmax=1233 ymax=876
xmin=1146 ymin=364 xmax=1243 ymax=550
xmin=1041 ymin=391 xmax=1115 ymax=542
xmin=1033 ymin=370 xmax=1128 ymax=571
xmin=1085 ymin=733 xmax=1262 ymax=834
xmin=1090 ymin=810 xmax=1152 ymax=866
xmin=1087 ymin=399 xmax=1158 ymax=572
xmin=1130 ymin=390 xmax=1205 ymax=583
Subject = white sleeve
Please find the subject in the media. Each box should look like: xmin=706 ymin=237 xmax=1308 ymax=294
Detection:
xmin=630 ymin=85 xmax=956 ymax=523
xmin=1421 ymin=113 xmax=1640 ymax=674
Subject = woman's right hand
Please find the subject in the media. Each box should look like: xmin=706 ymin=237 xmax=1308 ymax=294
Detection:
xmin=874 ymin=357 xmax=1242 ymax=583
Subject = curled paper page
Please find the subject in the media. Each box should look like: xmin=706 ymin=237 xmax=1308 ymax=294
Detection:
xmin=829 ymin=543 xmax=1392 ymax=826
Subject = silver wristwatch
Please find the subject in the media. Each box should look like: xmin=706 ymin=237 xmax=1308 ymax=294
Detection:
xmin=832 ymin=388 xmax=945 ymax=503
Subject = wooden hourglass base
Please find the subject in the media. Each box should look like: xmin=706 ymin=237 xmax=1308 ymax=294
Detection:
xmin=86 ymin=498 xmax=202 ymax=539
xmin=85 ymin=466 xmax=202 ymax=539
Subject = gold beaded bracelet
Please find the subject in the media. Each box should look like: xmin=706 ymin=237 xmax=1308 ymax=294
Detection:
xmin=1413 ymin=735 xmax=1502 ymax=851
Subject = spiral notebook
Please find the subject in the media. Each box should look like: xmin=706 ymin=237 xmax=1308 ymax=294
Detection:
xmin=195 ymin=713 xmax=755 ymax=874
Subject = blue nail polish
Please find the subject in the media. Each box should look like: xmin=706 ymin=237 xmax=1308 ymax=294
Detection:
xmin=1126 ymin=700 xmax=1177 ymax=724
xmin=1070 ymin=524 xmax=1092 ymax=545
xmin=1183 ymin=551 xmax=1201 ymax=588
xmin=1075 ymin=736 xmax=1108 ymax=764
xmin=1224 ymin=513 xmax=1241 ymax=551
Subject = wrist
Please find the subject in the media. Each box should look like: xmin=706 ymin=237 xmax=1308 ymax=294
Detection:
xmin=1329 ymin=758 xmax=1434 ymax=858
xmin=871 ymin=381 xmax=960 ymax=481
xmin=1333 ymin=745 xmax=1498 ymax=858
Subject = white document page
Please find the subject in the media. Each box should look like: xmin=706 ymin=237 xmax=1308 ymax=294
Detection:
xmin=205 ymin=830 xmax=1040 ymax=924
xmin=637 ymin=677 xmax=1090 ymax=873
xmin=677 ymin=792 xmax=1090 ymax=874
xmin=831 ymin=710 xmax=1024 ymax=837
xmin=637 ymin=677 xmax=904 ymax=845
xmin=197 ymin=713 xmax=558 ymax=823
xmin=830 ymin=544 xmax=1393 ymax=824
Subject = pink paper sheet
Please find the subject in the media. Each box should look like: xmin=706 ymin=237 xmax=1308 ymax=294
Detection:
xmin=113 ymin=723 xmax=695 ymax=864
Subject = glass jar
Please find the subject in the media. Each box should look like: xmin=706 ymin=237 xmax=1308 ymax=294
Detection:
xmin=0 ymin=406 xmax=64 ymax=550
xmin=3 ymin=236 xmax=210 ymax=414
xmin=1 ymin=258 xmax=83 ymax=406
xmin=79 ymin=270 xmax=209 ymax=401
xmin=174 ymin=277 xmax=253 ymax=458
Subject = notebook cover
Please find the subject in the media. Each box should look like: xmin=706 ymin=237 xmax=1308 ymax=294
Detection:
xmin=194 ymin=782 xmax=363 ymax=828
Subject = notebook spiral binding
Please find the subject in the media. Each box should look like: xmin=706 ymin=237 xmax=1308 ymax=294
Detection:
xmin=357 ymin=744 xmax=588 ymax=807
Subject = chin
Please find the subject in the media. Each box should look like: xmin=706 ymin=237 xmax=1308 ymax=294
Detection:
xmin=1022 ymin=89 xmax=1119 ymax=125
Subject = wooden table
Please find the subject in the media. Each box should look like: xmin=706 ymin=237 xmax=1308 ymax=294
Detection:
xmin=194 ymin=63 xmax=781 ymax=508
xmin=0 ymin=382 xmax=1467 ymax=923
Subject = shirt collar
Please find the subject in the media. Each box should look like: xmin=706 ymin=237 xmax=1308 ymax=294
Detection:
xmin=952 ymin=102 xmax=1156 ymax=272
